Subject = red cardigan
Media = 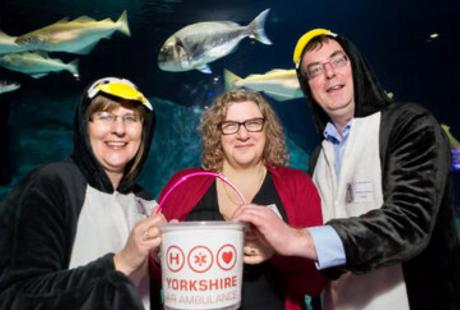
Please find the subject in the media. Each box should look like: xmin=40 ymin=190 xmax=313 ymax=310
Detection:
xmin=151 ymin=165 xmax=326 ymax=310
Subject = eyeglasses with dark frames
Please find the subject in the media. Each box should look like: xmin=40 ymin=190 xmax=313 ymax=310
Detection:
xmin=219 ymin=117 xmax=265 ymax=135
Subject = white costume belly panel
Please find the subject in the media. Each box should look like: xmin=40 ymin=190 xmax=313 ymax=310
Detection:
xmin=313 ymin=113 xmax=409 ymax=310
xmin=69 ymin=185 xmax=155 ymax=309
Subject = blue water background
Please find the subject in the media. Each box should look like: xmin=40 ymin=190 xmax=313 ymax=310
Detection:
xmin=0 ymin=0 xmax=459 ymax=209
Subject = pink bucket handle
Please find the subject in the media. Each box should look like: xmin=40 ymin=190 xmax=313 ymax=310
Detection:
xmin=156 ymin=172 xmax=247 ymax=214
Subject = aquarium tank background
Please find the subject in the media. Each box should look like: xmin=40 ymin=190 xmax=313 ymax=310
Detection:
xmin=0 ymin=0 xmax=459 ymax=223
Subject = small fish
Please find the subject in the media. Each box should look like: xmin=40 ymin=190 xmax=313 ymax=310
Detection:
xmin=158 ymin=8 xmax=272 ymax=74
xmin=0 ymin=31 xmax=29 ymax=54
xmin=15 ymin=11 xmax=130 ymax=55
xmin=0 ymin=52 xmax=79 ymax=79
xmin=224 ymin=68 xmax=303 ymax=101
xmin=0 ymin=80 xmax=21 ymax=94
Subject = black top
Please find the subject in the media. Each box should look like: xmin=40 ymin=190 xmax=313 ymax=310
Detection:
xmin=186 ymin=173 xmax=288 ymax=310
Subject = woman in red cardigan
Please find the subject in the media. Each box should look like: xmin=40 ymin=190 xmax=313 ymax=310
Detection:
xmin=152 ymin=89 xmax=326 ymax=309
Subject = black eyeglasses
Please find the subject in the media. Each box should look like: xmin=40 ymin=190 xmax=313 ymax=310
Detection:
xmin=219 ymin=117 xmax=265 ymax=135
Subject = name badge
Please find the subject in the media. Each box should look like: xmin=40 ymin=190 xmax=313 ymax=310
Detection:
xmin=346 ymin=181 xmax=374 ymax=204
xmin=267 ymin=204 xmax=283 ymax=220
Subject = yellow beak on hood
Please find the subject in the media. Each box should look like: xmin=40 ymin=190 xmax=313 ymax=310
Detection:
xmin=293 ymin=28 xmax=337 ymax=69
xmin=95 ymin=81 xmax=153 ymax=111
xmin=87 ymin=77 xmax=153 ymax=111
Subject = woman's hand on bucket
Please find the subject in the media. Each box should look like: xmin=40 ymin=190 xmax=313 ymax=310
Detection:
xmin=243 ymin=227 xmax=274 ymax=264
xmin=114 ymin=208 xmax=166 ymax=283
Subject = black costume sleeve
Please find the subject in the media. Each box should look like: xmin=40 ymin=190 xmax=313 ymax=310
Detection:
xmin=326 ymin=103 xmax=452 ymax=274
xmin=0 ymin=164 xmax=145 ymax=309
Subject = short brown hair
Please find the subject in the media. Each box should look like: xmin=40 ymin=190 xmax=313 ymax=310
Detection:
xmin=87 ymin=94 xmax=148 ymax=179
xmin=299 ymin=35 xmax=336 ymax=77
xmin=200 ymin=89 xmax=288 ymax=171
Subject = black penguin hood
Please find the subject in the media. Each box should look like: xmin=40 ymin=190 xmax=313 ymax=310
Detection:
xmin=71 ymin=77 xmax=156 ymax=194
xmin=295 ymin=31 xmax=393 ymax=133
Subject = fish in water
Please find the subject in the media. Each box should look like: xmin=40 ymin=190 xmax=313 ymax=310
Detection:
xmin=0 ymin=80 xmax=21 ymax=94
xmin=0 ymin=31 xmax=29 ymax=54
xmin=224 ymin=68 xmax=303 ymax=101
xmin=15 ymin=11 xmax=130 ymax=55
xmin=0 ymin=52 xmax=79 ymax=79
xmin=158 ymin=8 xmax=272 ymax=74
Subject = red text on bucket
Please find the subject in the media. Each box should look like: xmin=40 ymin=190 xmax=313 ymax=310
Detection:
xmin=166 ymin=276 xmax=237 ymax=291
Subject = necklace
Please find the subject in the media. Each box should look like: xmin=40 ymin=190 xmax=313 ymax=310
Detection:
xmin=219 ymin=166 xmax=267 ymax=206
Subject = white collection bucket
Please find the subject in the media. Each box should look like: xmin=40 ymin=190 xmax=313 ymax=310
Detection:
xmin=160 ymin=221 xmax=245 ymax=310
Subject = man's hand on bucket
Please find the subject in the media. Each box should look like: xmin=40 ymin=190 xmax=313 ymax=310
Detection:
xmin=232 ymin=204 xmax=318 ymax=260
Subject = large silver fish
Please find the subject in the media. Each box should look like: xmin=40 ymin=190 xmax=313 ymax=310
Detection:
xmin=0 ymin=31 xmax=29 ymax=54
xmin=158 ymin=8 xmax=272 ymax=74
xmin=15 ymin=11 xmax=130 ymax=55
xmin=224 ymin=68 xmax=303 ymax=101
xmin=0 ymin=80 xmax=21 ymax=94
xmin=0 ymin=52 xmax=79 ymax=79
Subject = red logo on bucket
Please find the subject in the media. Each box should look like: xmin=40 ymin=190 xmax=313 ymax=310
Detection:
xmin=166 ymin=245 xmax=185 ymax=272
xmin=166 ymin=244 xmax=239 ymax=273
xmin=188 ymin=246 xmax=213 ymax=273
xmin=216 ymin=244 xmax=237 ymax=271
xmin=222 ymin=252 xmax=233 ymax=263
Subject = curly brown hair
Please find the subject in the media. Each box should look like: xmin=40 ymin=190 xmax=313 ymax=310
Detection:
xmin=200 ymin=89 xmax=289 ymax=171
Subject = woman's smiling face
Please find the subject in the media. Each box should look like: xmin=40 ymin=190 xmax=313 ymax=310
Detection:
xmin=88 ymin=105 xmax=143 ymax=177
xmin=220 ymin=100 xmax=266 ymax=169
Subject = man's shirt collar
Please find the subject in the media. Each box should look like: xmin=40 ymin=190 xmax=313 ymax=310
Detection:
xmin=323 ymin=121 xmax=352 ymax=145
